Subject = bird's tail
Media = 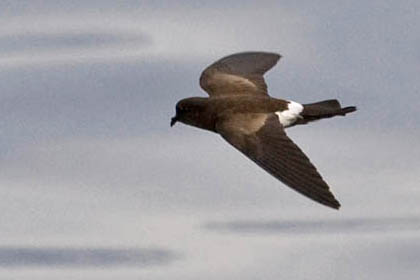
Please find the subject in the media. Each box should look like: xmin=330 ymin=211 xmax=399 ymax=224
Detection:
xmin=298 ymin=99 xmax=356 ymax=124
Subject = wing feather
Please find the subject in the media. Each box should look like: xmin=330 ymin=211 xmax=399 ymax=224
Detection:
xmin=200 ymin=52 xmax=281 ymax=97
xmin=216 ymin=113 xmax=341 ymax=209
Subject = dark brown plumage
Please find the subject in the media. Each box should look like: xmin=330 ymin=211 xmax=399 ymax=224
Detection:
xmin=171 ymin=52 xmax=356 ymax=209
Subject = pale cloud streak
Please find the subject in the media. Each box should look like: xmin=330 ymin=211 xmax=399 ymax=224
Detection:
xmin=0 ymin=4 xmax=317 ymax=68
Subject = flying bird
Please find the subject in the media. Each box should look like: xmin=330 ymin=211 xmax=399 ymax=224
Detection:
xmin=171 ymin=52 xmax=356 ymax=209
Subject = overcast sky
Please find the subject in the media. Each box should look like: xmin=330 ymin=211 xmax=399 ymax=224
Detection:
xmin=1 ymin=1 xmax=420 ymax=279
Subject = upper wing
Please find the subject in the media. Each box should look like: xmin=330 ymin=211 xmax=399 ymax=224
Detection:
xmin=216 ymin=113 xmax=341 ymax=209
xmin=199 ymin=52 xmax=281 ymax=97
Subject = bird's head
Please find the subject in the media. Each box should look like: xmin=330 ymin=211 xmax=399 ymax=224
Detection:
xmin=171 ymin=97 xmax=207 ymax=127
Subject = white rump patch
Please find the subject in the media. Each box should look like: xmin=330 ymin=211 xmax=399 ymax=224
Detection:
xmin=275 ymin=101 xmax=304 ymax=127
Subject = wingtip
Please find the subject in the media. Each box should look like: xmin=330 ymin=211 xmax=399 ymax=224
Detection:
xmin=274 ymin=53 xmax=282 ymax=61
xmin=318 ymin=195 xmax=341 ymax=210
xmin=328 ymin=200 xmax=341 ymax=210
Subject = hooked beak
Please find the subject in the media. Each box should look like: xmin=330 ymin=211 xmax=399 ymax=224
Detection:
xmin=170 ymin=116 xmax=178 ymax=127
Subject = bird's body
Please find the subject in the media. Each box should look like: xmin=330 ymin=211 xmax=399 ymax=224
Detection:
xmin=171 ymin=52 xmax=356 ymax=209
xmin=175 ymin=96 xmax=289 ymax=132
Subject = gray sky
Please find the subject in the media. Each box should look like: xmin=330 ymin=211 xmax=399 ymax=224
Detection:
xmin=1 ymin=1 xmax=420 ymax=279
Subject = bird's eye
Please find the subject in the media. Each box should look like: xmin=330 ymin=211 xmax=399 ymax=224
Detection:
xmin=177 ymin=105 xmax=191 ymax=113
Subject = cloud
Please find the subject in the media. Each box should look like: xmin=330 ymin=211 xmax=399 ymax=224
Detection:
xmin=0 ymin=32 xmax=151 ymax=53
xmin=0 ymin=2 xmax=318 ymax=68
xmin=0 ymin=247 xmax=177 ymax=268
xmin=204 ymin=216 xmax=420 ymax=235
xmin=0 ymin=26 xmax=153 ymax=68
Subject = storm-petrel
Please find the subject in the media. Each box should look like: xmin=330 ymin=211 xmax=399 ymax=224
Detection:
xmin=171 ymin=52 xmax=356 ymax=209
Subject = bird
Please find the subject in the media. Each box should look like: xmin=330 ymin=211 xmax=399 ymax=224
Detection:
xmin=170 ymin=52 xmax=356 ymax=209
